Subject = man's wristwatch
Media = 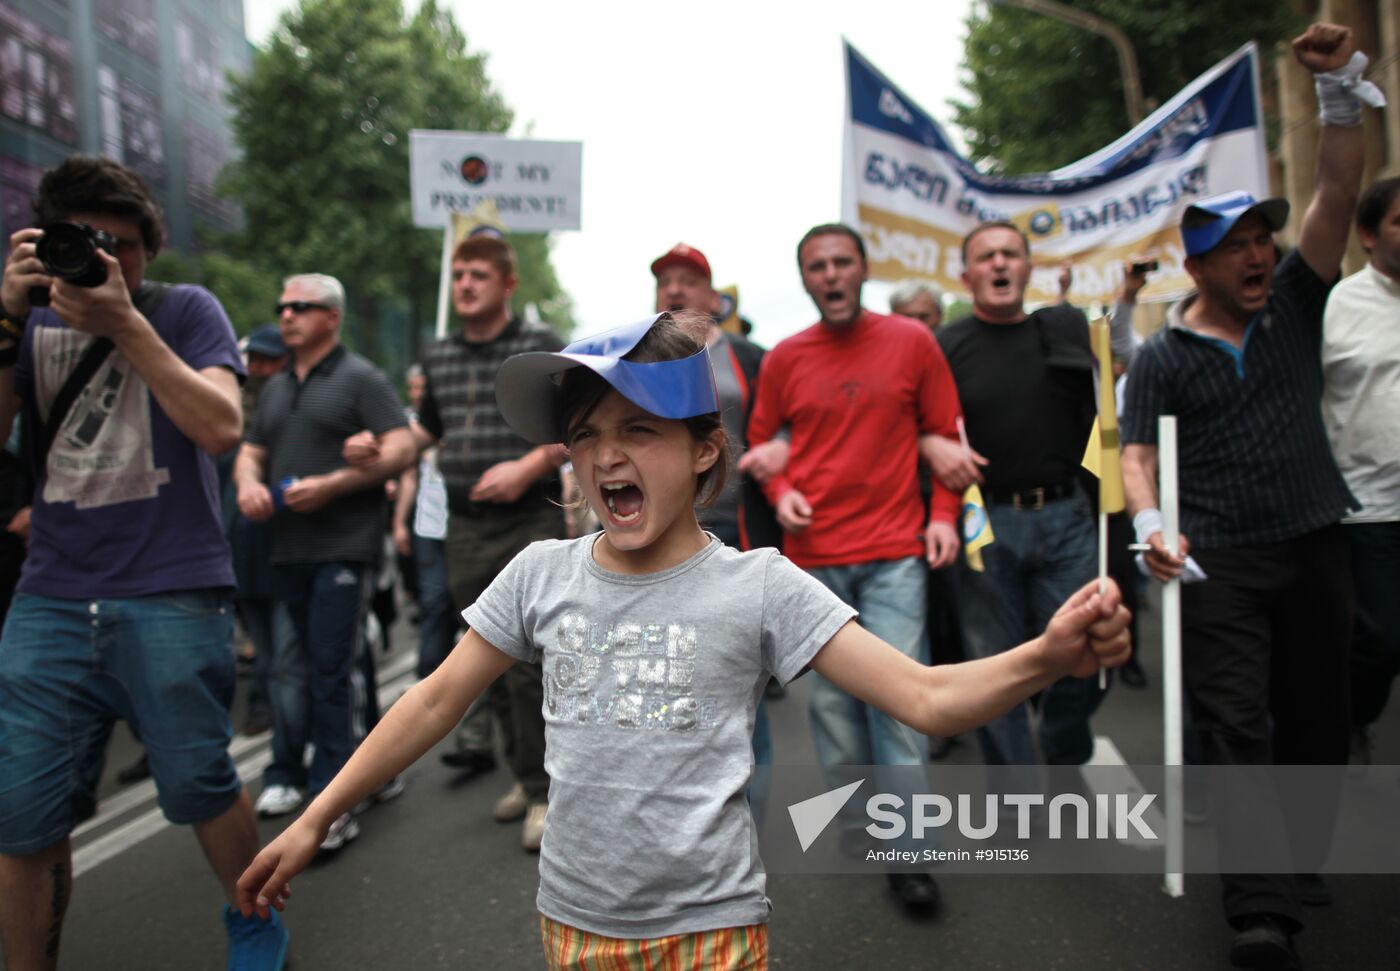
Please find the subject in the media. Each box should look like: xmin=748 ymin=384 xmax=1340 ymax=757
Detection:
xmin=0 ymin=298 xmax=22 ymax=367
xmin=0 ymin=299 xmax=26 ymax=341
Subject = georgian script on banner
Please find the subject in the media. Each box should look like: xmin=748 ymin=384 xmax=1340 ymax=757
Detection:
xmin=842 ymin=41 xmax=1270 ymax=308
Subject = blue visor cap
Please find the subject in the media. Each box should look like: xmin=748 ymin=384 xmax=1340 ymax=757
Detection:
xmin=1180 ymin=191 xmax=1289 ymax=257
xmin=495 ymin=312 xmax=721 ymax=445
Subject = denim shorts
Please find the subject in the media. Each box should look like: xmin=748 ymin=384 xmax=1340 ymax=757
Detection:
xmin=0 ymin=589 xmax=240 ymax=855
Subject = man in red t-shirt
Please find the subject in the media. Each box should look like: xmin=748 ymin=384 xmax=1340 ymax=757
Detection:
xmin=747 ymin=223 xmax=963 ymax=912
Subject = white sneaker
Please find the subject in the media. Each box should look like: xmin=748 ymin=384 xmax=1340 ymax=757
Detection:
xmin=373 ymin=775 xmax=406 ymax=803
xmin=255 ymin=784 xmax=304 ymax=818
xmin=353 ymin=775 xmax=407 ymax=816
xmin=493 ymin=783 xmax=528 ymax=822
xmin=318 ymin=812 xmax=360 ymax=853
xmin=521 ymin=803 xmax=547 ymax=852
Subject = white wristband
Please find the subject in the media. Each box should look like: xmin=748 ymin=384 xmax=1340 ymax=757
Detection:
xmin=1316 ymin=52 xmax=1387 ymax=128
xmin=1133 ymin=508 xmax=1164 ymax=545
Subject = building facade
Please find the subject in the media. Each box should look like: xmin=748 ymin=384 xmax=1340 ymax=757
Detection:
xmin=0 ymin=0 xmax=248 ymax=252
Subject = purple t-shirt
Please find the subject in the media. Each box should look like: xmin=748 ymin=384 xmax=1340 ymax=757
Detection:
xmin=14 ymin=284 xmax=245 ymax=597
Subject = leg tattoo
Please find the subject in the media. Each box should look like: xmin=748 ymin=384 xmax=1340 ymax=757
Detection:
xmin=45 ymin=862 xmax=69 ymax=958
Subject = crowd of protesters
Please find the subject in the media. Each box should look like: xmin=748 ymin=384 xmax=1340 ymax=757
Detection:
xmin=0 ymin=17 xmax=1391 ymax=971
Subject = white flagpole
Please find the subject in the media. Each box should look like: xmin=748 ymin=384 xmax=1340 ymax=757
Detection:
xmin=434 ymin=223 xmax=454 ymax=339
xmin=1094 ymin=304 xmax=1109 ymax=691
xmin=1160 ymin=415 xmax=1185 ymax=897
xmin=1098 ymin=511 xmax=1109 ymax=690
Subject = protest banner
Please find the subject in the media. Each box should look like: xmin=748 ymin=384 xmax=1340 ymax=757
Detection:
xmin=842 ymin=40 xmax=1268 ymax=307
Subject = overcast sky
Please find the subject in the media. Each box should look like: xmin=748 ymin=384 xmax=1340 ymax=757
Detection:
xmin=244 ymin=0 xmax=977 ymax=345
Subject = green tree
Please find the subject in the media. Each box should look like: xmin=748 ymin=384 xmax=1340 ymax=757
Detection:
xmin=952 ymin=1 xmax=1302 ymax=175
xmin=219 ymin=0 xmax=573 ymax=372
xmin=199 ymin=252 xmax=284 ymax=334
xmin=146 ymin=250 xmax=281 ymax=337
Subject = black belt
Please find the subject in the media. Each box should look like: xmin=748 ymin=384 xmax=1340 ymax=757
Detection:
xmin=982 ymin=483 xmax=1075 ymax=510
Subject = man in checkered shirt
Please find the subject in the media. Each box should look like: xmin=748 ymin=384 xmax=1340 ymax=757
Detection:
xmin=355 ymin=234 xmax=566 ymax=851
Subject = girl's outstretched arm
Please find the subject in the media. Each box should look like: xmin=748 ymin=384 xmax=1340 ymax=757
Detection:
xmin=234 ymin=629 xmax=516 ymax=919
xmin=809 ymin=578 xmax=1131 ymax=739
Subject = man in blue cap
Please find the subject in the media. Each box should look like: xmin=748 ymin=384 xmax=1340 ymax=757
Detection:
xmin=1121 ymin=20 xmax=1381 ymax=971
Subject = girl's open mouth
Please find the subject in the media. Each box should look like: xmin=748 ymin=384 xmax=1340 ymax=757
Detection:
xmin=601 ymin=481 xmax=644 ymax=525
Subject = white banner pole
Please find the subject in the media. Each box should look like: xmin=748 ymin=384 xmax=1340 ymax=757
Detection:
xmin=1160 ymin=415 xmax=1185 ymax=897
xmin=434 ymin=225 xmax=453 ymax=339
xmin=1098 ymin=510 xmax=1109 ymax=690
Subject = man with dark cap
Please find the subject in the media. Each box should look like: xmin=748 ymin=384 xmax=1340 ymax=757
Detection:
xmin=235 ymin=325 xmax=288 ymax=741
xmin=1121 ymin=22 xmax=1377 ymax=970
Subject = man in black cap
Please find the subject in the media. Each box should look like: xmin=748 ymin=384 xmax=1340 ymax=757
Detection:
xmin=1121 ymin=21 xmax=1378 ymax=970
xmin=235 ymin=325 xmax=288 ymax=741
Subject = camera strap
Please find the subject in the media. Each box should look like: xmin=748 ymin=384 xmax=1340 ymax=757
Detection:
xmin=38 ymin=281 xmax=173 ymax=461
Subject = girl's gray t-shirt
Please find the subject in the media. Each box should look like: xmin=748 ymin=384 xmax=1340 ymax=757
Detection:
xmin=463 ymin=535 xmax=855 ymax=938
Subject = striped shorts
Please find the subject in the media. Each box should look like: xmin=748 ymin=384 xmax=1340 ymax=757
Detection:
xmin=539 ymin=916 xmax=769 ymax=970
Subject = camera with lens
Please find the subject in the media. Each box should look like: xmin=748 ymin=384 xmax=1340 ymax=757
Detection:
xmin=29 ymin=221 xmax=117 ymax=307
xmin=1129 ymin=259 xmax=1160 ymax=276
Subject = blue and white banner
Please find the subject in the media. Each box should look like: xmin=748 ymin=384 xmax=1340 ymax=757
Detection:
xmin=842 ymin=40 xmax=1269 ymax=307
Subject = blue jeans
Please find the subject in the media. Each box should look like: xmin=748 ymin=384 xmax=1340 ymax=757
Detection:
xmin=805 ymin=557 xmax=928 ymax=767
xmin=414 ymin=534 xmax=458 ymax=679
xmin=752 ymin=698 xmax=772 ymax=766
xmin=0 ymin=590 xmax=239 ymax=854
xmin=237 ymin=597 xmax=276 ymax=718
xmin=957 ymin=490 xmax=1103 ymax=789
xmin=274 ymin=562 xmax=375 ymax=796
xmin=1347 ymin=522 xmax=1400 ymax=729
xmin=261 ymin=601 xmax=308 ymax=790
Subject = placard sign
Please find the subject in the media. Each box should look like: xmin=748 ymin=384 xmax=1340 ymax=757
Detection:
xmin=410 ymin=130 xmax=582 ymax=232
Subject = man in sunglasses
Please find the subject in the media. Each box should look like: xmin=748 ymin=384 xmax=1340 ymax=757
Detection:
xmin=234 ymin=274 xmax=415 ymax=857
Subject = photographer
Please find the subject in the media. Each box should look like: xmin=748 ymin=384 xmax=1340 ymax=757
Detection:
xmin=0 ymin=157 xmax=286 ymax=969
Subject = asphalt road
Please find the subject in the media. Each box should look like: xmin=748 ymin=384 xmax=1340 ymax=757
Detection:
xmin=29 ymin=588 xmax=1400 ymax=971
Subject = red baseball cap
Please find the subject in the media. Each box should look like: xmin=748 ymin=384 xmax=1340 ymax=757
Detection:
xmin=650 ymin=243 xmax=712 ymax=282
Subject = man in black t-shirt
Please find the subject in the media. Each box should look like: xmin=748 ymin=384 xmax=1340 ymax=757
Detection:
xmin=933 ymin=222 xmax=1105 ymax=790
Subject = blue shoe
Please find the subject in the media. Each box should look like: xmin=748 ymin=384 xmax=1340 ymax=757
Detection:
xmin=224 ymin=904 xmax=289 ymax=971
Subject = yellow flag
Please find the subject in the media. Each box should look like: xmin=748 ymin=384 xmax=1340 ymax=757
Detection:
xmin=962 ymin=483 xmax=994 ymax=572
xmin=1081 ymin=315 xmax=1126 ymax=514
xmin=449 ymin=199 xmax=507 ymax=244
xmin=716 ymin=285 xmax=743 ymax=335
